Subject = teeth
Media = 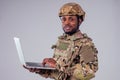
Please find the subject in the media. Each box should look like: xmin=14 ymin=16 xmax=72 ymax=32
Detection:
xmin=65 ymin=26 xmax=70 ymax=29
xmin=66 ymin=27 xmax=70 ymax=29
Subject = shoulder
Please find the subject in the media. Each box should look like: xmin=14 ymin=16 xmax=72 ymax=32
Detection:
xmin=75 ymin=33 xmax=94 ymax=47
xmin=79 ymin=34 xmax=98 ymax=63
xmin=58 ymin=33 xmax=67 ymax=40
xmin=76 ymin=33 xmax=98 ymax=55
xmin=81 ymin=33 xmax=93 ymax=46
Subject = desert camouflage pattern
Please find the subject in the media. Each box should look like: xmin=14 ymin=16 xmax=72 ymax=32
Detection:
xmin=59 ymin=2 xmax=85 ymax=20
xmin=51 ymin=30 xmax=98 ymax=80
xmin=39 ymin=30 xmax=98 ymax=80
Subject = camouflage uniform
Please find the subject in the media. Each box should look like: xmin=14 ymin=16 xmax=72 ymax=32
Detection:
xmin=40 ymin=3 xmax=98 ymax=80
xmin=40 ymin=30 xmax=98 ymax=80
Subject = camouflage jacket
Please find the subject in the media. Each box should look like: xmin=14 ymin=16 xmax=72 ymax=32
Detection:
xmin=41 ymin=30 xmax=98 ymax=80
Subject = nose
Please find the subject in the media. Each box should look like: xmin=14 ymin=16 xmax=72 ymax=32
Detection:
xmin=63 ymin=19 xmax=70 ymax=25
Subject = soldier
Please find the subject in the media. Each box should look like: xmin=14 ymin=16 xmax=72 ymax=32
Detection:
xmin=24 ymin=2 xmax=98 ymax=80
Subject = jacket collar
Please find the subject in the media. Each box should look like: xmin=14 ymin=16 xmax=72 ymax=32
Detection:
xmin=63 ymin=30 xmax=84 ymax=41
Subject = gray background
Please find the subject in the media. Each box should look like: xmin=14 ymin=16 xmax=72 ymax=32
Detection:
xmin=0 ymin=0 xmax=120 ymax=80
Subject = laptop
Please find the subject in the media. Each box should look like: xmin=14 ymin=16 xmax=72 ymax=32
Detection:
xmin=14 ymin=37 xmax=55 ymax=70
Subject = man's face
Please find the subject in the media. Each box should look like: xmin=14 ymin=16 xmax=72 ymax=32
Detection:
xmin=60 ymin=15 xmax=82 ymax=35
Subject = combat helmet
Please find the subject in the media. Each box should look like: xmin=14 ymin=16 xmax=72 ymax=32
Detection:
xmin=59 ymin=2 xmax=85 ymax=21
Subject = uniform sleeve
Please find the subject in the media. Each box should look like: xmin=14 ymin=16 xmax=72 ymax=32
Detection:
xmin=72 ymin=42 xmax=98 ymax=80
xmin=80 ymin=41 xmax=98 ymax=71
xmin=51 ymin=39 xmax=98 ymax=80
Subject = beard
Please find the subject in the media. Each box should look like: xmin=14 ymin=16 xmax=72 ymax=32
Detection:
xmin=63 ymin=24 xmax=79 ymax=35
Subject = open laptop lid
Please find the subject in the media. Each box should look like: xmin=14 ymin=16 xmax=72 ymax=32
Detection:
xmin=14 ymin=37 xmax=26 ymax=66
xmin=14 ymin=37 xmax=55 ymax=70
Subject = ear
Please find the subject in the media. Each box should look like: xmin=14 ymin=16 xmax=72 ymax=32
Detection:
xmin=79 ymin=18 xmax=82 ymax=23
xmin=78 ymin=18 xmax=82 ymax=25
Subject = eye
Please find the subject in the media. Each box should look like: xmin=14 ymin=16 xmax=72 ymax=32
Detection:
xmin=69 ymin=17 xmax=75 ymax=22
xmin=60 ymin=17 xmax=66 ymax=22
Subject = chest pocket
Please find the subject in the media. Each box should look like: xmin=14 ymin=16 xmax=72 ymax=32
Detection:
xmin=53 ymin=40 xmax=72 ymax=58
xmin=57 ymin=41 xmax=70 ymax=50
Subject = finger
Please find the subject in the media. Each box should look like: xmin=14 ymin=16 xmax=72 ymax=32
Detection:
xmin=23 ymin=65 xmax=30 ymax=70
xmin=35 ymin=69 xmax=41 ymax=73
xmin=30 ymin=68 xmax=41 ymax=73
xmin=43 ymin=58 xmax=49 ymax=63
xmin=43 ymin=58 xmax=47 ymax=62
xmin=42 ymin=62 xmax=46 ymax=66
xmin=29 ymin=68 xmax=37 ymax=72
xmin=35 ymin=69 xmax=42 ymax=74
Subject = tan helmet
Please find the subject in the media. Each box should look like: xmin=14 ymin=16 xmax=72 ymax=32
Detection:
xmin=59 ymin=2 xmax=85 ymax=20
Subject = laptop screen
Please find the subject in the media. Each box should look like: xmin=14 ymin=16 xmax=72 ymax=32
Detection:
xmin=14 ymin=37 xmax=26 ymax=66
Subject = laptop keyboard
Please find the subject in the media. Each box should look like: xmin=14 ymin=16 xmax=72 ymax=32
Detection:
xmin=26 ymin=62 xmax=44 ymax=67
xmin=25 ymin=62 xmax=55 ymax=70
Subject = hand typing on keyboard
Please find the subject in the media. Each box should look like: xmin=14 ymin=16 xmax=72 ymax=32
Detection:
xmin=42 ymin=58 xmax=56 ymax=68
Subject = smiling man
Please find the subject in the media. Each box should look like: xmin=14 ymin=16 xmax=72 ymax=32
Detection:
xmin=24 ymin=2 xmax=98 ymax=80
